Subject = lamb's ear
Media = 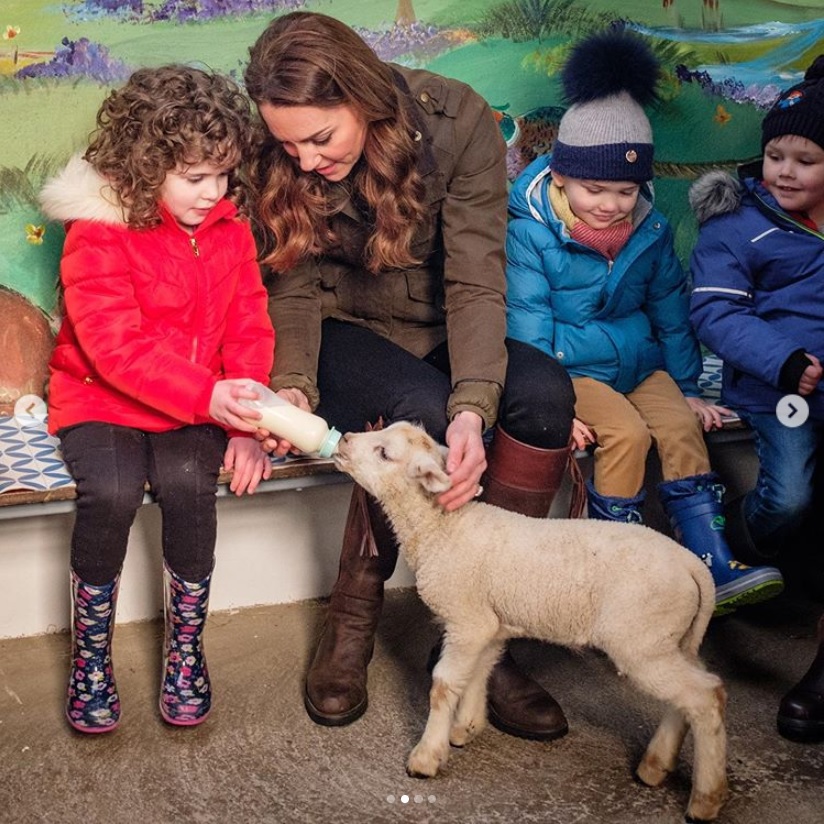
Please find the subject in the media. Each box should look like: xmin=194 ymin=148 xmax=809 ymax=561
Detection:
xmin=410 ymin=451 xmax=451 ymax=495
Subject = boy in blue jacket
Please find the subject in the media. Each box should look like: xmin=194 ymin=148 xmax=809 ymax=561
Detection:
xmin=690 ymin=56 xmax=824 ymax=741
xmin=506 ymin=30 xmax=783 ymax=616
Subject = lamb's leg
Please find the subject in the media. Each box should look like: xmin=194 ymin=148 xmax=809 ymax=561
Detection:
xmin=618 ymin=653 xmax=728 ymax=822
xmin=684 ymin=681 xmax=728 ymax=823
xmin=451 ymin=640 xmax=504 ymax=746
xmin=407 ymin=634 xmax=492 ymax=778
xmin=637 ymin=707 xmax=688 ymax=787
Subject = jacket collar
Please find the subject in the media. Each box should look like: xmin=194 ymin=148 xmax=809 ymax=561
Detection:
xmin=158 ymin=197 xmax=237 ymax=234
xmin=329 ymin=69 xmax=438 ymax=224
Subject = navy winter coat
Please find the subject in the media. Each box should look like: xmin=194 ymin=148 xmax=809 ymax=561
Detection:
xmin=689 ymin=171 xmax=824 ymax=421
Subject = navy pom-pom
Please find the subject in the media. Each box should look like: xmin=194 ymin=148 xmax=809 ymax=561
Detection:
xmin=561 ymin=30 xmax=660 ymax=107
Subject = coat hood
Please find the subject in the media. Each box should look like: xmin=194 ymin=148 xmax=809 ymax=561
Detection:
xmin=688 ymin=170 xmax=744 ymax=225
xmin=39 ymin=153 xmax=127 ymax=226
xmin=509 ymin=156 xmax=555 ymax=225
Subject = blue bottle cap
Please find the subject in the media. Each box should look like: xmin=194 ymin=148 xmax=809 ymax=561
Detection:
xmin=316 ymin=427 xmax=342 ymax=458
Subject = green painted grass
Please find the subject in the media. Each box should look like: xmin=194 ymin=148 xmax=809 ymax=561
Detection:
xmin=1 ymin=0 xmax=821 ymax=310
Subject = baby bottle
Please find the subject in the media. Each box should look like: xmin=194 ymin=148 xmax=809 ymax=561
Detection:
xmin=239 ymin=381 xmax=341 ymax=458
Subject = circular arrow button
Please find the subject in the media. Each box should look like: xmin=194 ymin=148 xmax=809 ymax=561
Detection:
xmin=776 ymin=394 xmax=809 ymax=428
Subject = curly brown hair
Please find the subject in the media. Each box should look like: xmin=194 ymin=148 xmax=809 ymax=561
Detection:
xmin=244 ymin=12 xmax=427 ymax=274
xmin=85 ymin=64 xmax=253 ymax=229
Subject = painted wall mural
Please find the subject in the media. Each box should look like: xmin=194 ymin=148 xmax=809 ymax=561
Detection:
xmin=1 ymin=0 xmax=823 ymax=414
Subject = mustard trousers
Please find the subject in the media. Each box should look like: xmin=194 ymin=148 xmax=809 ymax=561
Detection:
xmin=573 ymin=371 xmax=710 ymax=498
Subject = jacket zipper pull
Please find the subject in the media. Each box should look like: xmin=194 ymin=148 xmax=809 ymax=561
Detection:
xmin=189 ymin=236 xmax=200 ymax=257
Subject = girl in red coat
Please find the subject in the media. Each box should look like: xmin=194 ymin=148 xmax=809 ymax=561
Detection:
xmin=39 ymin=65 xmax=275 ymax=733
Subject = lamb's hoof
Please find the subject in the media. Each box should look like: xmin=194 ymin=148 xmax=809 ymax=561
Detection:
xmin=635 ymin=755 xmax=670 ymax=788
xmin=406 ymin=744 xmax=447 ymax=778
xmin=685 ymin=785 xmax=728 ymax=822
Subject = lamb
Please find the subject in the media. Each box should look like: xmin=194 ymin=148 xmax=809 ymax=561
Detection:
xmin=332 ymin=421 xmax=728 ymax=822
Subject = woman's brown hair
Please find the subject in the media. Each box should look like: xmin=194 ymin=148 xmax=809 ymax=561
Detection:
xmin=244 ymin=12 xmax=427 ymax=274
xmin=85 ymin=65 xmax=253 ymax=229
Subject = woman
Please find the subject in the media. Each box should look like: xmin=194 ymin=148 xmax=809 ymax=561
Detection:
xmin=244 ymin=11 xmax=576 ymax=740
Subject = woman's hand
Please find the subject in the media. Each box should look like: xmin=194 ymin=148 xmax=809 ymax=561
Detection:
xmin=223 ymin=436 xmax=273 ymax=495
xmin=209 ymin=379 xmax=262 ymax=432
xmin=256 ymin=387 xmax=311 ymax=455
xmin=684 ymin=395 xmax=733 ymax=432
xmin=437 ymin=410 xmax=487 ymax=512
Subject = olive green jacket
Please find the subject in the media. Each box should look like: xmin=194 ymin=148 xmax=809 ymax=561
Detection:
xmin=265 ymin=65 xmax=508 ymax=429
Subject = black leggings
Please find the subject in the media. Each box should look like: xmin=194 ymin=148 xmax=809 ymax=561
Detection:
xmin=59 ymin=423 xmax=227 ymax=584
xmin=315 ymin=319 xmax=575 ymax=448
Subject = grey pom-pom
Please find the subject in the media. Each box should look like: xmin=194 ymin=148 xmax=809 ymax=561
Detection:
xmin=688 ymin=171 xmax=743 ymax=224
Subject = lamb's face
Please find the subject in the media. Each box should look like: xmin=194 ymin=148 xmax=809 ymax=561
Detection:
xmin=333 ymin=422 xmax=451 ymax=499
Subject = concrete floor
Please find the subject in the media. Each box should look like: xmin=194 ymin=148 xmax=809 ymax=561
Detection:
xmin=2 ymin=585 xmax=824 ymax=824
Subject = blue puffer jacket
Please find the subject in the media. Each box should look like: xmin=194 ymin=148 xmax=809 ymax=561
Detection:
xmin=506 ymin=155 xmax=701 ymax=395
xmin=689 ymin=170 xmax=824 ymax=421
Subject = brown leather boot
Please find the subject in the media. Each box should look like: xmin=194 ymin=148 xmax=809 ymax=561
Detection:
xmin=304 ymin=484 xmax=399 ymax=726
xmin=778 ymin=613 xmax=824 ymax=742
xmin=481 ymin=425 xmax=574 ymax=741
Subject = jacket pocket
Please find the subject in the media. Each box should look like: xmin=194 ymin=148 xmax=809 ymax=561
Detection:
xmin=398 ymin=269 xmax=444 ymax=324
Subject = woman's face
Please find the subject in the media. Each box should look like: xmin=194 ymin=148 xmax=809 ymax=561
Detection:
xmin=258 ymin=102 xmax=368 ymax=182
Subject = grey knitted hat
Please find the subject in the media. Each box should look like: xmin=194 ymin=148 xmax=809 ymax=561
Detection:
xmin=551 ymin=31 xmax=660 ymax=183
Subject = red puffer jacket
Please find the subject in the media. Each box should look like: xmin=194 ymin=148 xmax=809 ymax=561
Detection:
xmin=41 ymin=155 xmax=274 ymax=434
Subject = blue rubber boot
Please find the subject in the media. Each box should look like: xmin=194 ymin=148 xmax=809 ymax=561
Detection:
xmin=659 ymin=473 xmax=784 ymax=617
xmin=160 ymin=564 xmax=212 ymax=726
xmin=66 ymin=571 xmax=121 ymax=733
xmin=586 ymin=480 xmax=645 ymax=523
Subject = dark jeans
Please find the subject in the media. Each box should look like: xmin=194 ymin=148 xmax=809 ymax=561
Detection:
xmin=59 ymin=422 xmax=227 ymax=584
xmin=740 ymin=411 xmax=824 ymax=551
xmin=315 ymin=319 xmax=575 ymax=448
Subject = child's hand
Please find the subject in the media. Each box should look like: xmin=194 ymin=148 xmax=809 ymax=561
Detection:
xmin=256 ymin=387 xmax=310 ymax=456
xmin=223 ymin=436 xmax=273 ymax=495
xmin=799 ymin=354 xmax=823 ymax=396
xmin=571 ymin=417 xmax=596 ymax=450
xmin=685 ymin=396 xmax=733 ymax=432
xmin=209 ymin=379 xmax=262 ymax=432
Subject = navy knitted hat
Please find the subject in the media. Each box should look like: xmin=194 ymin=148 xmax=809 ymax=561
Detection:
xmin=552 ymin=31 xmax=660 ymax=183
xmin=762 ymin=55 xmax=824 ymax=151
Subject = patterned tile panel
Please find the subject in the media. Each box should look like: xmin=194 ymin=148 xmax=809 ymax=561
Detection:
xmin=0 ymin=417 xmax=74 ymax=494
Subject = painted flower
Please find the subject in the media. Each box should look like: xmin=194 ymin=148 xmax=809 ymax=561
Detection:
xmin=3 ymin=25 xmax=20 ymax=40
xmin=25 ymin=224 xmax=45 ymax=245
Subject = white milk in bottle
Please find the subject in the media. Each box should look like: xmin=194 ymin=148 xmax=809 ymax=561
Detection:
xmin=239 ymin=381 xmax=341 ymax=457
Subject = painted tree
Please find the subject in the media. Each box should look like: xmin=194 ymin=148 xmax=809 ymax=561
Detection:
xmin=396 ymin=0 xmax=416 ymax=26
xmin=662 ymin=0 xmax=723 ymax=29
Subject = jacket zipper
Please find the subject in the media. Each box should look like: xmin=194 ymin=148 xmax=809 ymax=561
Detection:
xmin=753 ymin=192 xmax=824 ymax=239
xmin=189 ymin=234 xmax=201 ymax=360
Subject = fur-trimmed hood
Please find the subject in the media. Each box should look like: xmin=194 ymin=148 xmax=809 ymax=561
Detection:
xmin=39 ymin=153 xmax=127 ymax=226
xmin=688 ymin=170 xmax=744 ymax=225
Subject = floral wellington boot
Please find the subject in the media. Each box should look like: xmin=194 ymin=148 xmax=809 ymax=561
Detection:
xmin=66 ymin=571 xmax=121 ymax=733
xmin=160 ymin=564 xmax=213 ymax=726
